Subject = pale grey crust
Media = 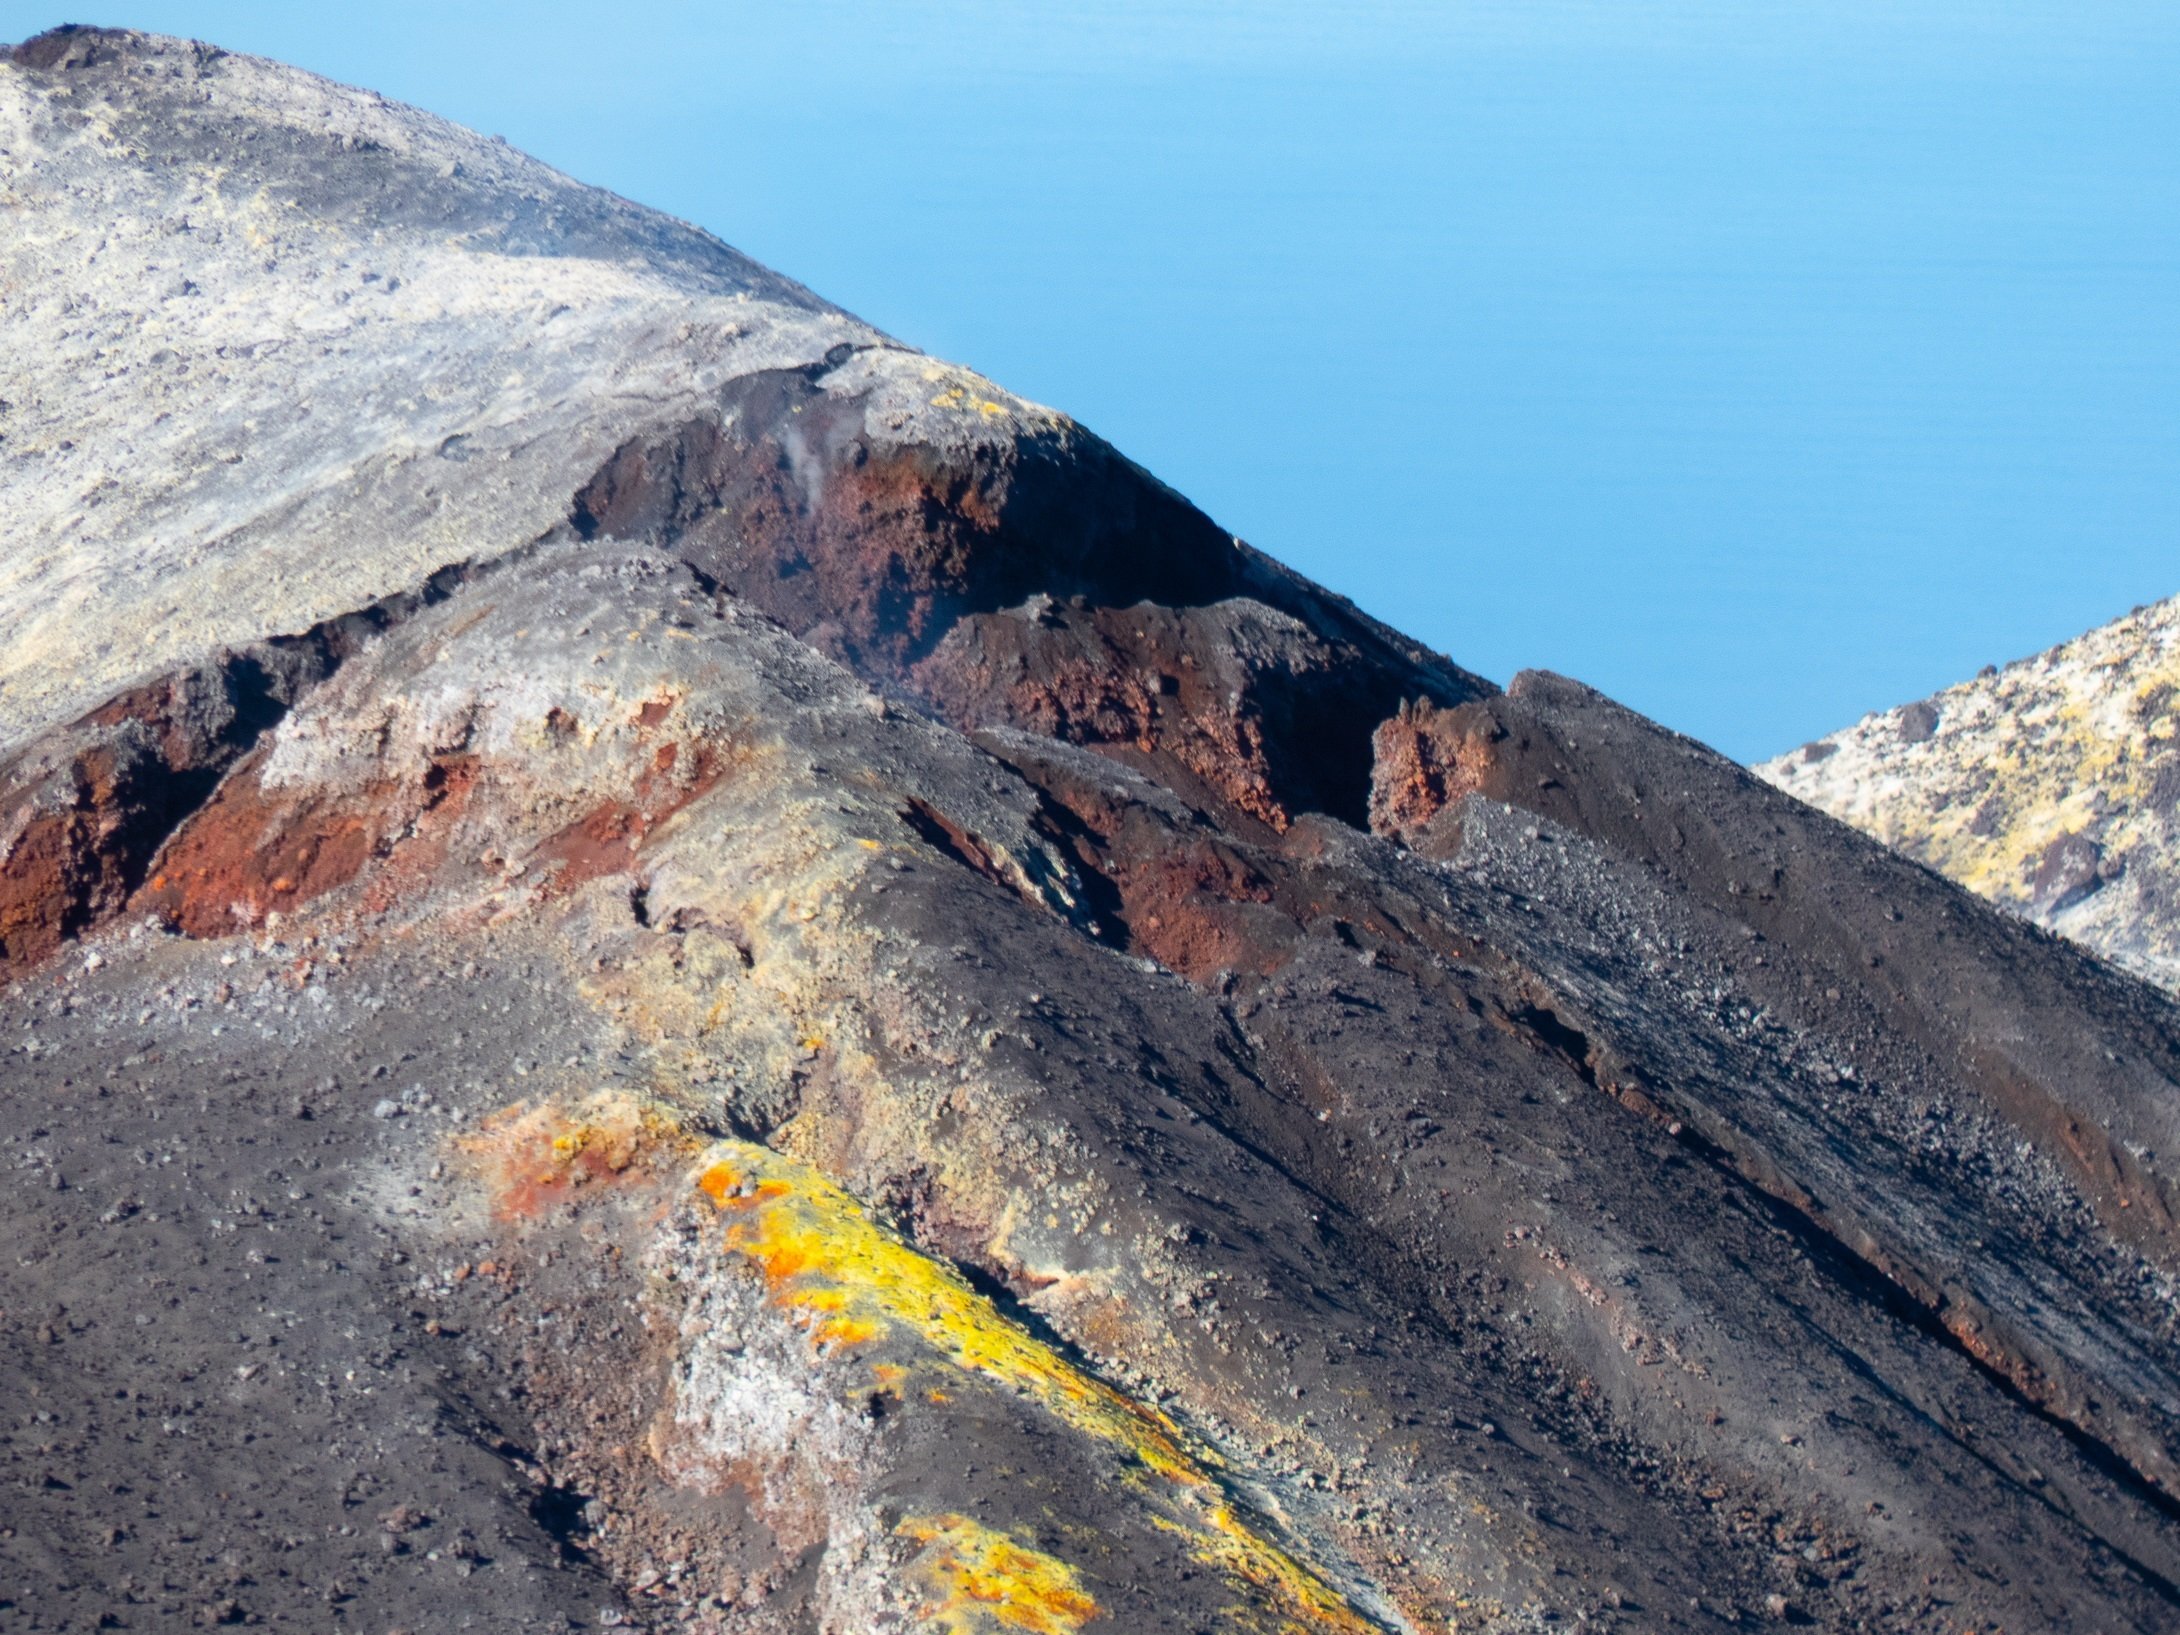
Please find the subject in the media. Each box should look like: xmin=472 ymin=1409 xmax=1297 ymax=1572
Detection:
xmin=0 ymin=25 xmax=1056 ymax=752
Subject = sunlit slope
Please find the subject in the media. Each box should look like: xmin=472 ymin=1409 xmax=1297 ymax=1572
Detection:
xmin=1761 ymin=595 xmax=2180 ymax=992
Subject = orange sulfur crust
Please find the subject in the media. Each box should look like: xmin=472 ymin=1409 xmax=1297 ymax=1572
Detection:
xmin=694 ymin=1142 xmax=1384 ymax=1635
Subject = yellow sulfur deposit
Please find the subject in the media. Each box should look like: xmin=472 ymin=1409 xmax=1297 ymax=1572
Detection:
xmin=693 ymin=1141 xmax=1384 ymax=1635
xmin=696 ymin=1145 xmax=1197 ymax=1478
xmin=898 ymin=1513 xmax=1102 ymax=1634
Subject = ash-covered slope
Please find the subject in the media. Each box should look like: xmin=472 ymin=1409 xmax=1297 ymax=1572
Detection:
xmin=1759 ymin=595 xmax=2180 ymax=994
xmin=6 ymin=27 xmax=2180 ymax=1635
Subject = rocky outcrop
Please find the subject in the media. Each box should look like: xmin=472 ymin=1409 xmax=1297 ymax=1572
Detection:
xmin=565 ymin=354 xmax=1485 ymax=831
xmin=1759 ymin=595 xmax=2180 ymax=992
xmin=8 ymin=27 xmax=2180 ymax=1635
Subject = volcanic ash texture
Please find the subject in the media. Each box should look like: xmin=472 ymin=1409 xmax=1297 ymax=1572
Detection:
xmin=7 ymin=27 xmax=2180 ymax=1635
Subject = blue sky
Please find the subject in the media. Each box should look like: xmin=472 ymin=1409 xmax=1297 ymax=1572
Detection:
xmin=23 ymin=2 xmax=2180 ymax=759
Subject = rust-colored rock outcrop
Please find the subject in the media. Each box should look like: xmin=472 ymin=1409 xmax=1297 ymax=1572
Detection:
xmin=569 ymin=361 xmax=1484 ymax=833
xmin=0 ymin=650 xmax=329 ymax=971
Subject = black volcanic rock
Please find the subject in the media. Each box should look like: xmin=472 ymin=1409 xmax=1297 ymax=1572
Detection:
xmin=6 ymin=27 xmax=2180 ymax=1635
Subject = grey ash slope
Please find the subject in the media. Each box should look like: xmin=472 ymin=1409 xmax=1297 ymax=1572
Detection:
xmin=6 ymin=25 xmax=2180 ymax=1635
xmin=0 ymin=21 xmax=857 ymax=750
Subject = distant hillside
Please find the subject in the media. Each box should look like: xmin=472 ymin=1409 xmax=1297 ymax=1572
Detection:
xmin=1761 ymin=596 xmax=2180 ymax=993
